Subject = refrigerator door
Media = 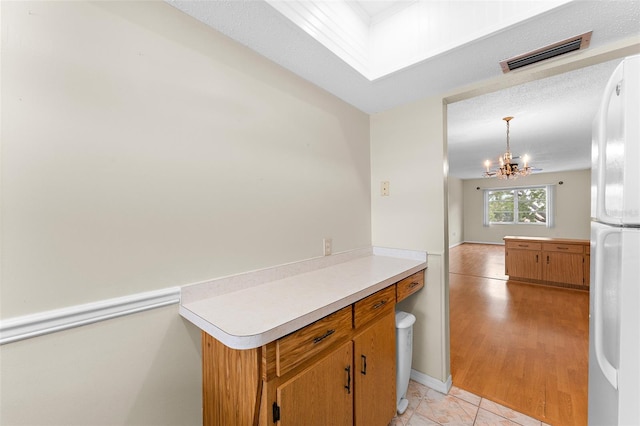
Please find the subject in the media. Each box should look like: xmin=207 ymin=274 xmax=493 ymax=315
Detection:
xmin=617 ymin=226 xmax=640 ymax=425
xmin=591 ymin=55 xmax=640 ymax=226
xmin=589 ymin=222 xmax=640 ymax=425
xmin=589 ymin=222 xmax=620 ymax=426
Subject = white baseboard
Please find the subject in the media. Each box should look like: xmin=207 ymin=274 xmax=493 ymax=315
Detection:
xmin=410 ymin=369 xmax=453 ymax=394
xmin=0 ymin=287 xmax=180 ymax=345
xmin=458 ymin=240 xmax=505 ymax=246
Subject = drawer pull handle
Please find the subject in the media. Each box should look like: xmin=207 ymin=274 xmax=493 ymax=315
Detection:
xmin=361 ymin=355 xmax=367 ymax=375
xmin=409 ymin=281 xmax=420 ymax=289
xmin=345 ymin=366 xmax=351 ymax=394
xmin=557 ymin=246 xmax=569 ymax=250
xmin=313 ymin=329 xmax=335 ymax=344
xmin=372 ymin=300 xmax=387 ymax=310
xmin=518 ymin=244 xmax=529 ymax=247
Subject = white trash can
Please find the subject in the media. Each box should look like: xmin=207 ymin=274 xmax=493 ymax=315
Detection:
xmin=395 ymin=311 xmax=416 ymax=415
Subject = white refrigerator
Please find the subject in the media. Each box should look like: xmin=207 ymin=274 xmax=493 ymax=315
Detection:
xmin=589 ymin=54 xmax=640 ymax=426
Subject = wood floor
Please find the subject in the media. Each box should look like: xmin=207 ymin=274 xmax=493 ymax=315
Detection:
xmin=449 ymin=243 xmax=589 ymax=426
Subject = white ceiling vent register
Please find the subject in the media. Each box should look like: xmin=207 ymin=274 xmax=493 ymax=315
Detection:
xmin=500 ymin=31 xmax=592 ymax=73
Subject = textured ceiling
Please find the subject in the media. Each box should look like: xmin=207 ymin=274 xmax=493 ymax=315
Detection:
xmin=447 ymin=59 xmax=622 ymax=179
xmin=166 ymin=0 xmax=640 ymax=179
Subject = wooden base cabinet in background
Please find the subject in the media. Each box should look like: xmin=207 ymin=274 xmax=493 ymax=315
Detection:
xmin=504 ymin=241 xmax=542 ymax=281
xmin=542 ymin=245 xmax=584 ymax=286
xmin=201 ymin=270 xmax=424 ymax=426
xmin=504 ymin=236 xmax=590 ymax=290
xmin=584 ymin=244 xmax=590 ymax=287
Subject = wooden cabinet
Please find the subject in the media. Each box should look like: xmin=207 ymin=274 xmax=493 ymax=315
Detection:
xmin=396 ymin=271 xmax=424 ymax=302
xmin=354 ymin=285 xmax=395 ymax=328
xmin=276 ymin=341 xmax=353 ymax=426
xmin=276 ymin=306 xmax=352 ymax=377
xmin=270 ymin=298 xmax=396 ymax=426
xmin=201 ymin=269 xmax=425 ymax=426
xmin=504 ymin=237 xmax=589 ymax=289
xmin=275 ymin=310 xmax=395 ymax=426
xmin=202 ymin=333 xmax=261 ymax=426
xmin=505 ymin=241 xmax=542 ymax=280
xmin=542 ymin=243 xmax=584 ymax=286
xmin=353 ymin=311 xmax=396 ymax=426
xmin=584 ymin=244 xmax=590 ymax=288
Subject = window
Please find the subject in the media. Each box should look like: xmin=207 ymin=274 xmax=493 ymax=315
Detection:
xmin=484 ymin=185 xmax=553 ymax=227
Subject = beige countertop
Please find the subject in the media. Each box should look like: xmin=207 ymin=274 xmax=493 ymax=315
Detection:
xmin=179 ymin=247 xmax=426 ymax=349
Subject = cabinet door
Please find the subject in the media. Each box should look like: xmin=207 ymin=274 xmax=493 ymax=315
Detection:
xmin=353 ymin=311 xmax=396 ymax=426
xmin=506 ymin=249 xmax=541 ymax=280
xmin=277 ymin=341 xmax=353 ymax=426
xmin=543 ymin=252 xmax=584 ymax=285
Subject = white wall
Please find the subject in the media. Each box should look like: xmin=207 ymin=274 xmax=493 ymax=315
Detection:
xmin=2 ymin=1 xmax=638 ymax=423
xmin=463 ymin=169 xmax=591 ymax=244
xmin=1 ymin=306 xmax=202 ymax=425
xmin=0 ymin=2 xmax=371 ymax=424
xmin=448 ymin=176 xmax=464 ymax=246
xmin=371 ymin=97 xmax=450 ymax=382
xmin=371 ymin=98 xmax=446 ymax=251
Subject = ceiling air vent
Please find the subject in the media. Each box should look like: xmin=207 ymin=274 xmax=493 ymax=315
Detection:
xmin=500 ymin=31 xmax=592 ymax=73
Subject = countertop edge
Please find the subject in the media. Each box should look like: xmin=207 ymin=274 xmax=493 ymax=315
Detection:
xmin=180 ymin=250 xmax=426 ymax=350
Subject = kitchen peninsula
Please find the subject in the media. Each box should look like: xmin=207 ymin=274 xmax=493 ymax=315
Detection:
xmin=180 ymin=247 xmax=426 ymax=426
xmin=504 ymin=236 xmax=590 ymax=289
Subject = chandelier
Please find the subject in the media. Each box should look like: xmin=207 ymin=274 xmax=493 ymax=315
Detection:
xmin=483 ymin=116 xmax=532 ymax=179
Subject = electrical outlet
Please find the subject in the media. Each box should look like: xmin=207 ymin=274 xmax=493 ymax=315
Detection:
xmin=323 ymin=238 xmax=332 ymax=256
xmin=381 ymin=181 xmax=390 ymax=196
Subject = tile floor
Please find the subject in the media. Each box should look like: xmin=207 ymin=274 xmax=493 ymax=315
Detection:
xmin=389 ymin=380 xmax=552 ymax=426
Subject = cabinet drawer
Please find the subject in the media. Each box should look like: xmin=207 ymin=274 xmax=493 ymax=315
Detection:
xmin=542 ymin=243 xmax=584 ymax=254
xmin=276 ymin=306 xmax=352 ymax=377
xmin=354 ymin=285 xmax=395 ymax=329
xmin=396 ymin=271 xmax=424 ymax=302
xmin=506 ymin=241 xmax=542 ymax=250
